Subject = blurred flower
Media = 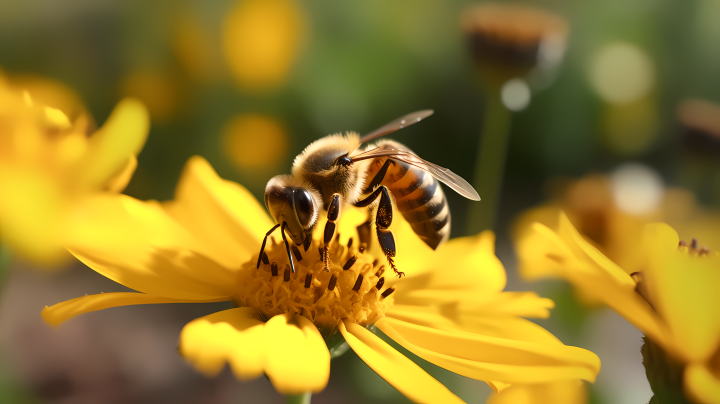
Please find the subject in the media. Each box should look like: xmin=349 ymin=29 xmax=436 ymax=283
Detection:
xmin=678 ymin=98 xmax=720 ymax=159
xmin=222 ymin=0 xmax=307 ymax=93
xmin=486 ymin=381 xmax=587 ymax=404
xmin=0 ymin=72 xmax=149 ymax=265
xmin=120 ymin=70 xmax=180 ymax=123
xmin=461 ymin=3 xmax=568 ymax=92
xmin=173 ymin=11 xmax=218 ymax=82
xmin=43 ymin=157 xmax=600 ymax=399
xmin=517 ymin=214 xmax=720 ymax=403
xmin=221 ymin=113 xmax=288 ymax=173
xmin=513 ymin=168 xmax=720 ymax=276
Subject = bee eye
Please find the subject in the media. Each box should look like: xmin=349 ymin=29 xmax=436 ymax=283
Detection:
xmin=294 ymin=188 xmax=314 ymax=227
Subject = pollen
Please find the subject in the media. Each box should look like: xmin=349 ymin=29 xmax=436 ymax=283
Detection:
xmin=235 ymin=231 xmax=394 ymax=338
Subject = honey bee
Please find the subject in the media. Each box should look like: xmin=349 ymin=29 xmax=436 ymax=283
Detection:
xmin=259 ymin=110 xmax=480 ymax=277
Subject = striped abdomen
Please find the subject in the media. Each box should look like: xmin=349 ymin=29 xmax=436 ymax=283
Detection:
xmin=362 ymin=143 xmax=450 ymax=249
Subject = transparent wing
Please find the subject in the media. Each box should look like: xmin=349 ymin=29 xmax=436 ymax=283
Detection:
xmin=359 ymin=110 xmax=434 ymax=144
xmin=350 ymin=147 xmax=481 ymax=201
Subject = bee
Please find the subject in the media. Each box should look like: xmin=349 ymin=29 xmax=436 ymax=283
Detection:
xmin=259 ymin=110 xmax=480 ymax=277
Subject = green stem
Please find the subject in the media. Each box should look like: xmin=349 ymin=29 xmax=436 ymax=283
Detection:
xmin=466 ymin=93 xmax=512 ymax=235
xmin=285 ymin=392 xmax=311 ymax=404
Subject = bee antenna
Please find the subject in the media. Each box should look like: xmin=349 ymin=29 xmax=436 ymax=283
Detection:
xmin=280 ymin=222 xmax=296 ymax=273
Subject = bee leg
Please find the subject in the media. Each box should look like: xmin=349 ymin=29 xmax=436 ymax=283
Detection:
xmin=256 ymin=223 xmax=281 ymax=269
xmin=355 ymin=186 xmax=404 ymax=278
xmin=323 ymin=194 xmax=342 ymax=272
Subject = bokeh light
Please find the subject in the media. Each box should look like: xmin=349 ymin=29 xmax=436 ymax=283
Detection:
xmin=501 ymin=78 xmax=531 ymax=111
xmin=222 ymin=0 xmax=306 ymax=93
xmin=221 ymin=113 xmax=288 ymax=172
xmin=589 ymin=42 xmax=655 ymax=105
xmin=611 ymin=163 xmax=664 ymax=216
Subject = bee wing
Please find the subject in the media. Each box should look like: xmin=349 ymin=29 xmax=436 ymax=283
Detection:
xmin=358 ymin=110 xmax=434 ymax=144
xmin=350 ymin=147 xmax=481 ymax=201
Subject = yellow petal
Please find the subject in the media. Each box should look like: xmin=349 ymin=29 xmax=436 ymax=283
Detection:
xmin=645 ymin=223 xmax=720 ymax=362
xmin=684 ymin=364 xmax=720 ymax=404
xmin=391 ymin=231 xmax=506 ymax=296
xmin=339 ymin=320 xmax=464 ymax=404
xmin=163 ymin=156 xmax=274 ymax=269
xmin=104 ymin=155 xmax=137 ymax=193
xmin=518 ymin=217 xmax=670 ymax=350
xmin=42 ymin=292 xmax=227 ymax=326
xmin=486 ymin=381 xmax=588 ymax=404
xmin=77 ymin=98 xmax=149 ymax=189
xmin=66 ymin=194 xmax=241 ymax=300
xmin=386 ymin=305 xmax=562 ymax=345
xmin=180 ymin=307 xmax=266 ymax=379
xmin=263 ymin=313 xmax=330 ymax=394
xmin=376 ymin=317 xmax=600 ymax=386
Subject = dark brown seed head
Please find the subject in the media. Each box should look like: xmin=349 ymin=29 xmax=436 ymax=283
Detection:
xmin=261 ymin=252 xmax=269 ymax=265
xmin=353 ymin=274 xmax=364 ymax=292
xmin=343 ymin=255 xmax=358 ymax=270
xmin=381 ymin=287 xmax=395 ymax=299
xmin=375 ymin=277 xmax=385 ymax=290
xmin=328 ymin=275 xmax=337 ymax=291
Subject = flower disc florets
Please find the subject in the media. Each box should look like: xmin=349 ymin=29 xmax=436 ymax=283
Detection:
xmin=235 ymin=233 xmax=394 ymax=338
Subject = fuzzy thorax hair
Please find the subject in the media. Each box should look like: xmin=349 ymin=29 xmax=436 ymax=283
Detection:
xmin=291 ymin=132 xmax=368 ymax=207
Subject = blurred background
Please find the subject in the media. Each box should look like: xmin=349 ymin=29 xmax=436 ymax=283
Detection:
xmin=1 ymin=0 xmax=719 ymax=402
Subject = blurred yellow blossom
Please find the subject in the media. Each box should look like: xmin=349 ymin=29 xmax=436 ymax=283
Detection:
xmin=0 ymin=72 xmax=149 ymax=265
xmin=513 ymin=172 xmax=720 ymax=277
xmin=221 ymin=113 xmax=288 ymax=172
xmin=43 ymin=156 xmax=600 ymax=400
xmin=222 ymin=0 xmax=306 ymax=93
xmin=517 ymin=213 xmax=720 ymax=402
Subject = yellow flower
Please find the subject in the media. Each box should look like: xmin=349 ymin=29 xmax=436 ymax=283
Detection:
xmin=518 ymin=212 xmax=720 ymax=403
xmin=486 ymin=381 xmax=587 ymax=404
xmin=513 ymin=173 xmax=720 ymax=277
xmin=43 ymin=157 xmax=600 ymax=401
xmin=222 ymin=0 xmax=306 ymax=93
xmin=0 ymin=72 xmax=149 ymax=264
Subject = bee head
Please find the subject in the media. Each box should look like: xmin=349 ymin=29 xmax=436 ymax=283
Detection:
xmin=264 ymin=175 xmax=322 ymax=246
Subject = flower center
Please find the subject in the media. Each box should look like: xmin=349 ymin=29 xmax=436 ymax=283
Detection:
xmin=234 ymin=232 xmax=394 ymax=338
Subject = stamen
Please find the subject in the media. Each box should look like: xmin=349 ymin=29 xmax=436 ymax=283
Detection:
xmin=381 ymin=287 xmax=395 ymax=299
xmin=343 ymin=255 xmax=358 ymax=270
xmin=699 ymin=247 xmax=710 ymax=256
xmin=691 ymin=238 xmax=699 ymax=250
xmin=304 ymin=272 xmax=313 ymax=288
xmin=291 ymin=245 xmax=303 ymax=261
xmin=372 ymin=259 xmax=379 ymax=267
xmin=376 ymin=277 xmax=385 ymax=290
xmin=679 ymin=240 xmax=687 ymax=248
xmin=347 ymin=238 xmax=354 ymax=248
xmin=328 ymin=275 xmax=337 ymax=291
xmin=318 ymin=247 xmax=324 ymax=262
xmin=271 ymin=262 xmax=278 ymax=277
xmin=284 ymin=267 xmax=291 ymax=282
xmin=261 ymin=252 xmax=269 ymax=265
xmin=375 ymin=265 xmax=385 ymax=277
xmin=359 ymin=244 xmax=366 ymax=253
xmin=353 ymin=274 xmax=364 ymax=292
xmin=336 ymin=233 xmax=341 ymax=242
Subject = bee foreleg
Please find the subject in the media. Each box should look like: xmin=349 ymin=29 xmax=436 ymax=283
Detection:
xmin=256 ymin=223 xmax=281 ymax=269
xmin=323 ymin=194 xmax=342 ymax=272
xmin=355 ymin=186 xmax=404 ymax=278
